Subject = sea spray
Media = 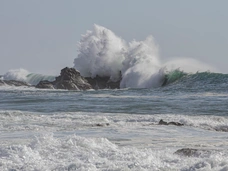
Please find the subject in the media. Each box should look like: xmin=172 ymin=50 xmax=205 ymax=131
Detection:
xmin=26 ymin=73 xmax=55 ymax=85
xmin=74 ymin=24 xmax=126 ymax=81
xmin=162 ymin=58 xmax=218 ymax=73
xmin=74 ymin=24 xmax=217 ymax=88
xmin=2 ymin=25 xmax=219 ymax=89
xmin=3 ymin=69 xmax=55 ymax=85
xmin=74 ymin=25 xmax=165 ymax=88
xmin=120 ymin=36 xmax=164 ymax=88
xmin=3 ymin=68 xmax=29 ymax=82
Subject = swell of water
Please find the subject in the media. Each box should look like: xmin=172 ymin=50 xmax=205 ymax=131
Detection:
xmin=163 ymin=70 xmax=228 ymax=92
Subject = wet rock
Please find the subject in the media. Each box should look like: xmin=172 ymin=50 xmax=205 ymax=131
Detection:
xmin=174 ymin=148 xmax=211 ymax=157
xmin=93 ymin=123 xmax=110 ymax=127
xmin=53 ymin=67 xmax=92 ymax=90
xmin=36 ymin=80 xmax=54 ymax=89
xmin=36 ymin=67 xmax=92 ymax=90
xmin=158 ymin=119 xmax=184 ymax=126
xmin=85 ymin=76 xmax=120 ymax=89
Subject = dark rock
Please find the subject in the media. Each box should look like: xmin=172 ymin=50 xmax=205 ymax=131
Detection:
xmin=53 ymin=67 xmax=92 ymax=90
xmin=0 ymin=80 xmax=31 ymax=87
xmin=36 ymin=67 xmax=121 ymax=90
xmin=94 ymin=123 xmax=110 ymax=127
xmin=174 ymin=148 xmax=211 ymax=157
xmin=36 ymin=67 xmax=92 ymax=90
xmin=36 ymin=80 xmax=54 ymax=89
xmin=158 ymin=119 xmax=184 ymax=126
xmin=85 ymin=76 xmax=120 ymax=89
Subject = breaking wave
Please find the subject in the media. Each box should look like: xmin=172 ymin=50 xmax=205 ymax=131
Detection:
xmin=74 ymin=24 xmax=219 ymax=89
xmin=2 ymin=68 xmax=55 ymax=85
xmin=2 ymin=24 xmax=223 ymax=89
xmin=163 ymin=70 xmax=228 ymax=90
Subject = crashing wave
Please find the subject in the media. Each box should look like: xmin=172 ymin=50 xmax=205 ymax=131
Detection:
xmin=73 ymin=24 xmax=218 ymax=89
xmin=2 ymin=25 xmax=220 ymax=89
xmin=3 ymin=68 xmax=55 ymax=85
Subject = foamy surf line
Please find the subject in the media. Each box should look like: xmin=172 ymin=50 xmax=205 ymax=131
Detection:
xmin=0 ymin=133 xmax=228 ymax=171
xmin=1 ymin=110 xmax=228 ymax=135
xmin=1 ymin=110 xmax=228 ymax=170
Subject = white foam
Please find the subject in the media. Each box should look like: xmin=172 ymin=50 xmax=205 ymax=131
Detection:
xmin=1 ymin=110 xmax=228 ymax=170
xmin=120 ymin=36 xmax=165 ymax=88
xmin=3 ymin=68 xmax=29 ymax=82
xmin=163 ymin=58 xmax=219 ymax=73
xmin=2 ymin=68 xmax=55 ymax=85
xmin=74 ymin=24 xmax=126 ymax=81
xmin=0 ymin=133 xmax=228 ymax=171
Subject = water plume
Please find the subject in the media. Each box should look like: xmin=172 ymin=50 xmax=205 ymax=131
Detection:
xmin=74 ymin=24 xmax=126 ymax=81
xmin=73 ymin=24 xmax=218 ymax=88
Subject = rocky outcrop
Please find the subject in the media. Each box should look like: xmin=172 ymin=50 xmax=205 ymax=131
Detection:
xmin=0 ymin=80 xmax=31 ymax=87
xmin=36 ymin=67 xmax=120 ymax=90
xmin=35 ymin=80 xmax=54 ymax=89
xmin=85 ymin=76 xmax=120 ymax=89
xmin=36 ymin=67 xmax=92 ymax=90
xmin=53 ymin=67 xmax=92 ymax=90
xmin=1 ymin=67 xmax=121 ymax=90
xmin=158 ymin=119 xmax=184 ymax=126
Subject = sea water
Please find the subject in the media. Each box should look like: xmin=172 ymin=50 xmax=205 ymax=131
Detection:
xmin=0 ymin=73 xmax=228 ymax=171
xmin=1 ymin=24 xmax=228 ymax=170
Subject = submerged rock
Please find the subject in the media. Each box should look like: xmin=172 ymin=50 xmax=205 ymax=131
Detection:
xmin=174 ymin=148 xmax=211 ymax=157
xmin=36 ymin=80 xmax=54 ymax=89
xmin=85 ymin=76 xmax=120 ymax=89
xmin=158 ymin=119 xmax=184 ymax=126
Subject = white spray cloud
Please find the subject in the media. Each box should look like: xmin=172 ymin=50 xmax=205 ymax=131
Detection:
xmin=3 ymin=68 xmax=30 ymax=82
xmin=73 ymin=24 xmax=218 ymax=88
xmin=121 ymin=36 xmax=164 ymax=88
xmin=163 ymin=58 xmax=219 ymax=73
xmin=74 ymin=24 xmax=126 ymax=81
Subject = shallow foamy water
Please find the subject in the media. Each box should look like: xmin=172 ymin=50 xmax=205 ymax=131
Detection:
xmin=0 ymin=85 xmax=228 ymax=170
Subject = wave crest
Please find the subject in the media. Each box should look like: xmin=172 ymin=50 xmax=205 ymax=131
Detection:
xmin=3 ymin=69 xmax=55 ymax=85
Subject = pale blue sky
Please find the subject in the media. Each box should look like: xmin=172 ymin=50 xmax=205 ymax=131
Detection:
xmin=0 ymin=0 xmax=227 ymax=74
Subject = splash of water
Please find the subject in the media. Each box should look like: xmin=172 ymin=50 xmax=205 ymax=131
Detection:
xmin=120 ymin=36 xmax=164 ymax=88
xmin=74 ymin=24 xmax=217 ymax=88
xmin=74 ymin=24 xmax=126 ymax=81
xmin=3 ymin=68 xmax=29 ymax=82
xmin=3 ymin=68 xmax=55 ymax=85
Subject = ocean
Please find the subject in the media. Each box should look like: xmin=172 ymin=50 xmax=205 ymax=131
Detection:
xmin=1 ymin=24 xmax=228 ymax=170
xmin=0 ymin=71 xmax=228 ymax=171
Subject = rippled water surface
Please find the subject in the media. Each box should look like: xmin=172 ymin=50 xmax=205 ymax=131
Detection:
xmin=0 ymin=82 xmax=228 ymax=170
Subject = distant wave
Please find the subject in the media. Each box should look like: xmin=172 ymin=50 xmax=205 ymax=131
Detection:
xmin=2 ymin=68 xmax=55 ymax=85
xmin=73 ymin=24 xmax=219 ymax=89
